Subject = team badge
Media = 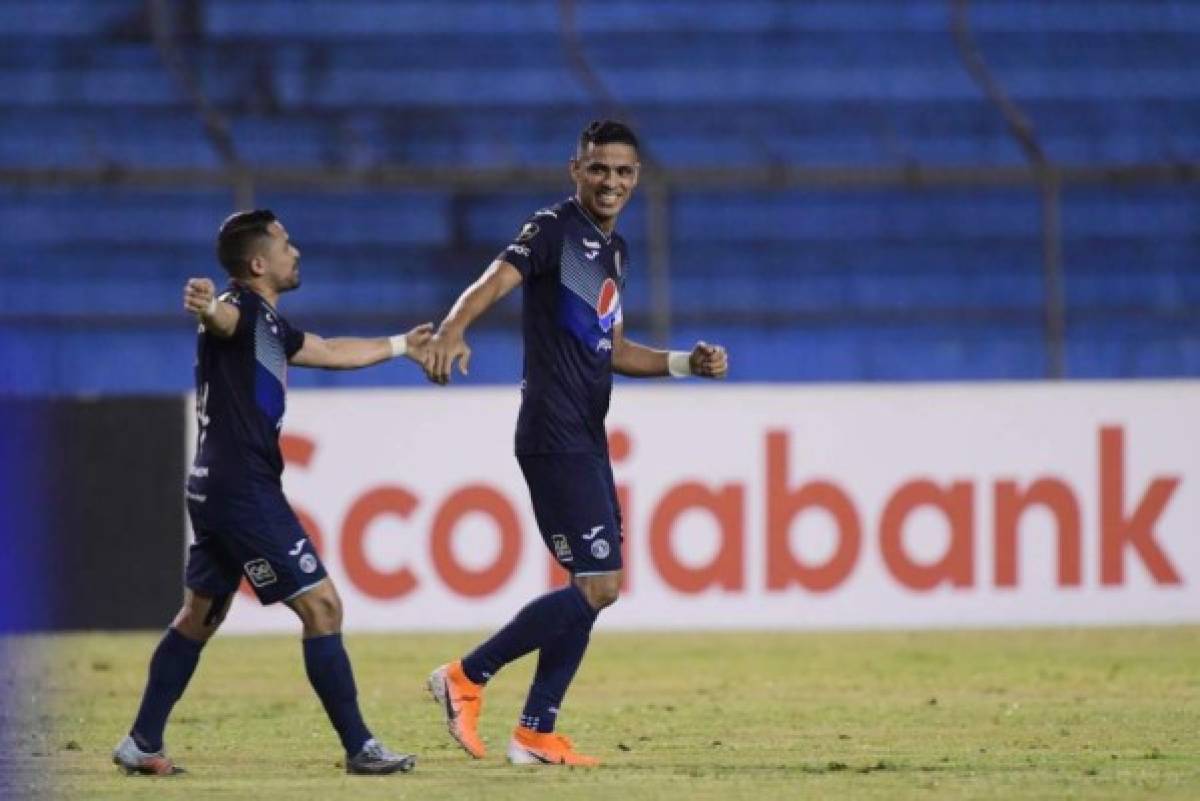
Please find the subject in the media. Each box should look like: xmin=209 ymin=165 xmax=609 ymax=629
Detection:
xmin=516 ymin=222 xmax=539 ymax=243
xmin=552 ymin=534 xmax=574 ymax=562
xmin=299 ymin=554 xmax=319 ymax=574
xmin=590 ymin=539 xmax=611 ymax=559
xmin=244 ymin=558 xmax=278 ymax=588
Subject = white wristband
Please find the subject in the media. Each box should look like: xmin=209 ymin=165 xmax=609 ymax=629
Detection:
xmin=388 ymin=334 xmax=408 ymax=358
xmin=667 ymin=350 xmax=692 ymax=378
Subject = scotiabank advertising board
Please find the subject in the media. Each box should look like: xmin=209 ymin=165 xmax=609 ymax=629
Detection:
xmin=204 ymin=382 xmax=1199 ymax=632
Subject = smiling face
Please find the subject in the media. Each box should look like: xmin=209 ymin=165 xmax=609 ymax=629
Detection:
xmin=570 ymin=142 xmax=640 ymax=232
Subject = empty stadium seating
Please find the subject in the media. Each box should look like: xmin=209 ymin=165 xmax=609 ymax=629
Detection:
xmin=0 ymin=0 xmax=1196 ymax=394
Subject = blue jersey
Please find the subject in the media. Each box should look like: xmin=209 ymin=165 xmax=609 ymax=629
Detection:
xmin=185 ymin=283 xmax=306 ymax=515
xmin=501 ymin=198 xmax=628 ymax=455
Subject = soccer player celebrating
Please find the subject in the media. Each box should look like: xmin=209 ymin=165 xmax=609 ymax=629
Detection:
xmin=112 ymin=210 xmax=430 ymax=776
xmin=422 ymin=120 xmax=728 ymax=766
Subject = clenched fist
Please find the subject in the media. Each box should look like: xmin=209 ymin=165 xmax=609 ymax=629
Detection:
xmin=183 ymin=278 xmax=217 ymax=317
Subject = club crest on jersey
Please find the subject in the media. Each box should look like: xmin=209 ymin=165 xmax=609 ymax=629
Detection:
xmin=597 ymin=277 xmax=620 ymax=333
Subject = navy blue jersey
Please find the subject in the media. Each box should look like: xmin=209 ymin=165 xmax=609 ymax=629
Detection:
xmin=501 ymin=198 xmax=628 ymax=455
xmin=185 ymin=284 xmax=306 ymax=513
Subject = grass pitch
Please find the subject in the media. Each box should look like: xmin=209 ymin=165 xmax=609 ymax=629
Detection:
xmin=3 ymin=627 xmax=1197 ymax=800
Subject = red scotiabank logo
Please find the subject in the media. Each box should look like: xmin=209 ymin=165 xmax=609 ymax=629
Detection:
xmin=272 ymin=425 xmax=1183 ymax=602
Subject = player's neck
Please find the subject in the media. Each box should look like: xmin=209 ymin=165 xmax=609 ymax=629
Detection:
xmin=236 ymin=278 xmax=281 ymax=309
xmin=573 ymin=195 xmax=617 ymax=236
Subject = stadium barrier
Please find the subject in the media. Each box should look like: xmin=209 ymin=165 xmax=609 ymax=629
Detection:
xmin=0 ymin=397 xmax=185 ymax=631
xmin=207 ymin=382 xmax=1199 ymax=633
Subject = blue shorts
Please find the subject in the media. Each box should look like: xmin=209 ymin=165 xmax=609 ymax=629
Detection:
xmin=518 ymin=452 xmax=623 ymax=575
xmin=185 ymin=492 xmax=327 ymax=606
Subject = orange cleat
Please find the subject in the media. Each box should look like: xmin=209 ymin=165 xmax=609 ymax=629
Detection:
xmin=506 ymin=726 xmax=600 ymax=767
xmin=426 ymin=661 xmax=486 ymax=758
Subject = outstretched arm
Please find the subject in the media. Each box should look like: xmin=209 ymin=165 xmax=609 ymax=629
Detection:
xmin=183 ymin=277 xmax=239 ymax=338
xmin=290 ymin=322 xmax=434 ymax=370
xmin=612 ymin=323 xmax=728 ymax=379
xmin=423 ymin=259 xmax=524 ymax=384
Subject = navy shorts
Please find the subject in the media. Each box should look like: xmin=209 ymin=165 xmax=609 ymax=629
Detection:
xmin=518 ymin=452 xmax=623 ymax=575
xmin=185 ymin=493 xmax=327 ymax=606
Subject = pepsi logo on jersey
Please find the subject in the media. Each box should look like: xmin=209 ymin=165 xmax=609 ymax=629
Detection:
xmin=597 ymin=278 xmax=620 ymax=332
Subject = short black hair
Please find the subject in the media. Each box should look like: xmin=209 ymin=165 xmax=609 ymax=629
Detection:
xmin=577 ymin=119 xmax=639 ymax=156
xmin=216 ymin=209 xmax=278 ymax=277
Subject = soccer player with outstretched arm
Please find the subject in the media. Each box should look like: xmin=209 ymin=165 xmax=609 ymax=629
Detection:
xmin=423 ymin=120 xmax=728 ymax=766
xmin=112 ymin=210 xmax=430 ymax=776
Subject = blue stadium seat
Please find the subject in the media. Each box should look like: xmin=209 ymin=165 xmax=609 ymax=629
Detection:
xmin=1 ymin=0 xmax=1196 ymax=393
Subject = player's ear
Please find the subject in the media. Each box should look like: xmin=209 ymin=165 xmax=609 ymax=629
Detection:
xmin=246 ymin=254 xmax=267 ymax=278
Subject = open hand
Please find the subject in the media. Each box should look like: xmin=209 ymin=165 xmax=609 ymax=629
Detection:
xmin=422 ymin=326 xmax=471 ymax=385
xmin=402 ymin=322 xmax=435 ymax=363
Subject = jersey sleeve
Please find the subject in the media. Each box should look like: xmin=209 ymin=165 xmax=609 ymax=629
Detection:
xmin=218 ymin=285 xmax=257 ymax=341
xmin=616 ymin=239 xmax=630 ymax=293
xmin=615 ymin=239 xmax=629 ymax=326
xmin=281 ymin=318 xmax=305 ymax=359
xmin=498 ymin=210 xmax=561 ymax=280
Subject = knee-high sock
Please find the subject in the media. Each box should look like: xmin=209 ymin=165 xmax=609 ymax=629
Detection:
xmin=520 ymin=613 xmax=596 ymax=733
xmin=302 ymin=633 xmax=372 ymax=756
xmin=461 ymin=584 xmax=597 ymax=685
xmin=130 ymin=627 xmax=205 ymax=753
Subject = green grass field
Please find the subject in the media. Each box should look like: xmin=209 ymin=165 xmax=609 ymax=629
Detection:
xmin=3 ymin=627 xmax=1197 ymax=800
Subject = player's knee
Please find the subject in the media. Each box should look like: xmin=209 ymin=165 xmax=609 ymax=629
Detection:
xmin=172 ymin=592 xmax=227 ymax=641
xmin=289 ymin=581 xmax=343 ymax=635
xmin=577 ymin=574 xmax=621 ymax=611
xmin=591 ymin=584 xmax=620 ymax=610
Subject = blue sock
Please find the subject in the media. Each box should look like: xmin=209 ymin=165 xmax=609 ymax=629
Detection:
xmin=302 ymin=634 xmax=372 ymax=756
xmin=130 ymin=628 xmax=205 ymax=753
xmin=520 ymin=614 xmax=595 ymax=733
xmin=461 ymin=585 xmax=597 ymax=685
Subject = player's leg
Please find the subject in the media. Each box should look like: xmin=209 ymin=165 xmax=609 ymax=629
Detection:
xmin=428 ymin=454 xmax=609 ymax=760
xmin=282 ymin=548 xmax=415 ymax=774
xmin=505 ymin=571 xmax=616 ymax=767
xmin=507 ymin=455 xmax=622 ymax=766
xmin=519 ymin=570 xmax=619 ymax=727
xmin=286 ymin=580 xmax=370 ymax=758
xmin=115 ymin=520 xmax=239 ymax=776
xmin=427 ymin=579 xmax=596 ymax=759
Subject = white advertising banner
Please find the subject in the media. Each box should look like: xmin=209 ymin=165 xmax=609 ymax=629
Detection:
xmin=198 ymin=382 xmax=1200 ymax=632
